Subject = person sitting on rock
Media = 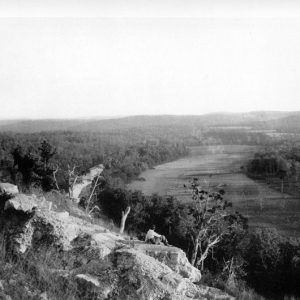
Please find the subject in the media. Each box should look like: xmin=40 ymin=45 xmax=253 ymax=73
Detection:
xmin=145 ymin=225 xmax=169 ymax=246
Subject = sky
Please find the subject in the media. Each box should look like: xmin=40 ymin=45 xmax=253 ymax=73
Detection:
xmin=1 ymin=0 xmax=300 ymax=119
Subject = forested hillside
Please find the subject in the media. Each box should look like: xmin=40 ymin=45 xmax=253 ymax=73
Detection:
xmin=0 ymin=130 xmax=188 ymax=190
xmin=0 ymin=113 xmax=294 ymax=191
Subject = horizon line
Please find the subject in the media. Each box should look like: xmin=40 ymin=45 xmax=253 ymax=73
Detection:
xmin=0 ymin=110 xmax=298 ymax=121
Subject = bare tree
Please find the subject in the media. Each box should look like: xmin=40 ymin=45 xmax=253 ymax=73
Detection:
xmin=67 ymin=164 xmax=78 ymax=198
xmin=52 ymin=165 xmax=60 ymax=191
xmin=85 ymin=174 xmax=102 ymax=216
xmin=185 ymin=179 xmax=231 ymax=269
xmin=119 ymin=206 xmax=131 ymax=234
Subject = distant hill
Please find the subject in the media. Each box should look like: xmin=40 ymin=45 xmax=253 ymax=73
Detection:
xmin=69 ymin=113 xmax=275 ymax=132
xmin=0 ymin=119 xmax=88 ymax=133
xmin=0 ymin=111 xmax=298 ymax=133
xmin=0 ymin=117 xmax=113 ymax=133
xmin=251 ymin=113 xmax=300 ymax=133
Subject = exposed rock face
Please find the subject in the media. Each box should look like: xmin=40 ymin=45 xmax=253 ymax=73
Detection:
xmin=0 ymin=183 xmax=19 ymax=195
xmin=71 ymin=164 xmax=104 ymax=202
xmin=135 ymin=243 xmax=201 ymax=282
xmin=115 ymin=247 xmax=199 ymax=299
xmin=0 ymin=187 xmax=234 ymax=300
xmin=4 ymin=193 xmax=47 ymax=213
xmin=3 ymin=194 xmax=121 ymax=255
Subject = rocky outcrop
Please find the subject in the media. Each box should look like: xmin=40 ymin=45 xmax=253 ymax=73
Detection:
xmin=134 ymin=243 xmax=201 ymax=282
xmin=3 ymin=193 xmax=121 ymax=255
xmin=73 ymin=247 xmax=234 ymax=300
xmin=4 ymin=193 xmax=49 ymax=213
xmin=0 ymin=182 xmax=19 ymax=196
xmin=0 ymin=186 xmax=234 ymax=300
xmin=71 ymin=164 xmax=104 ymax=202
xmin=115 ymin=247 xmax=199 ymax=299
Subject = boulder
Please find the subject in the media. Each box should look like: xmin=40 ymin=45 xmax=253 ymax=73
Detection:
xmin=135 ymin=243 xmax=201 ymax=282
xmin=3 ymin=194 xmax=122 ymax=254
xmin=115 ymin=247 xmax=190 ymax=299
xmin=4 ymin=193 xmax=49 ymax=213
xmin=114 ymin=248 xmax=234 ymax=300
xmin=0 ymin=183 xmax=18 ymax=196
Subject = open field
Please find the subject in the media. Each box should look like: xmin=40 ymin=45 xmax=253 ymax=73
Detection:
xmin=128 ymin=145 xmax=300 ymax=237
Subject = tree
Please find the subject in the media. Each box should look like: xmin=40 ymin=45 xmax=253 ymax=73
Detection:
xmin=11 ymin=141 xmax=57 ymax=191
xmin=11 ymin=146 xmax=40 ymax=188
xmin=39 ymin=140 xmax=56 ymax=167
xmin=119 ymin=206 xmax=131 ymax=234
xmin=181 ymin=179 xmax=233 ymax=269
xmin=84 ymin=174 xmax=103 ymax=216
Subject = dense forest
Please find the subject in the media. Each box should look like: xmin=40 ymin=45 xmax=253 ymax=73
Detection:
xmin=0 ymin=130 xmax=188 ymax=191
xmin=0 ymin=120 xmax=279 ymax=191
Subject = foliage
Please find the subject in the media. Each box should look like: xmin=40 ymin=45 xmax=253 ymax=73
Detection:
xmin=10 ymin=140 xmax=57 ymax=191
xmin=246 ymin=145 xmax=300 ymax=196
xmin=246 ymin=151 xmax=289 ymax=178
xmin=94 ymin=178 xmax=248 ymax=269
xmin=0 ymin=131 xmax=188 ymax=190
xmin=243 ymin=228 xmax=300 ymax=298
xmin=202 ymin=129 xmax=273 ymax=146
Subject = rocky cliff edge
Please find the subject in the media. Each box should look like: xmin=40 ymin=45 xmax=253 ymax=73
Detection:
xmin=0 ymin=183 xmax=234 ymax=300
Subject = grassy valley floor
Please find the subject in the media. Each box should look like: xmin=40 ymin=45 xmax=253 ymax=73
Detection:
xmin=128 ymin=145 xmax=300 ymax=237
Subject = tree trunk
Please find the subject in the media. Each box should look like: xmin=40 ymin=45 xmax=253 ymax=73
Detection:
xmin=190 ymin=236 xmax=200 ymax=266
xmin=85 ymin=174 xmax=101 ymax=213
xmin=119 ymin=206 xmax=131 ymax=234
xmin=196 ymin=235 xmax=221 ymax=269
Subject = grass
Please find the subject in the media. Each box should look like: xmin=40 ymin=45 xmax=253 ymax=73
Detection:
xmin=0 ymin=188 xmax=122 ymax=299
xmin=0 ymin=231 xmax=122 ymax=300
xmin=128 ymin=145 xmax=300 ymax=237
xmin=0 ymin=233 xmax=79 ymax=299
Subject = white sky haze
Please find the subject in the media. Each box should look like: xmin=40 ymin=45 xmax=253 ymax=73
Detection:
xmin=0 ymin=1 xmax=300 ymax=118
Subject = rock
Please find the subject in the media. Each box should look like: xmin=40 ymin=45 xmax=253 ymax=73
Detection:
xmin=135 ymin=243 xmax=201 ymax=282
xmin=0 ymin=183 xmax=18 ymax=196
xmin=72 ymin=164 xmax=104 ymax=202
xmin=113 ymin=248 xmax=234 ymax=300
xmin=4 ymin=193 xmax=53 ymax=213
xmin=4 ymin=194 xmax=39 ymax=213
xmin=115 ymin=248 xmax=200 ymax=299
xmin=0 ymin=281 xmax=4 ymax=291
xmin=3 ymin=194 xmax=122 ymax=254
